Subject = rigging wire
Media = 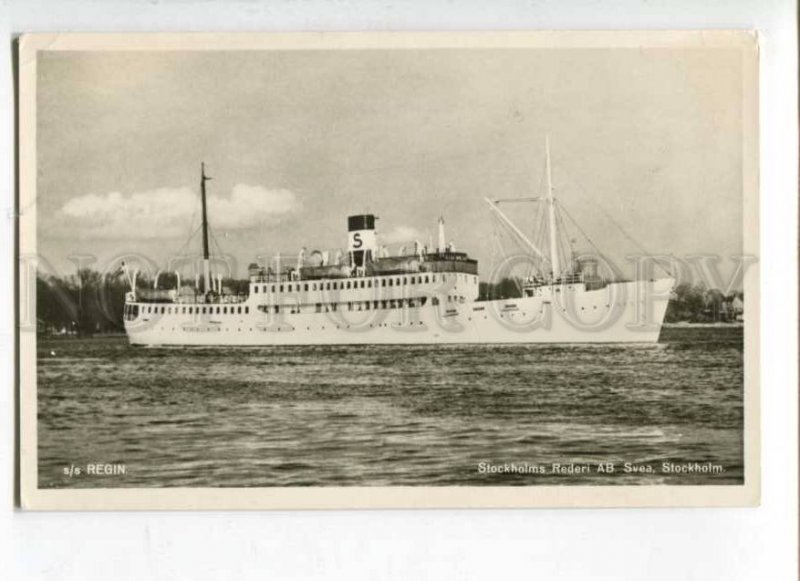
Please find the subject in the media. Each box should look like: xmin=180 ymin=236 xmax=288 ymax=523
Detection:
xmin=173 ymin=223 xmax=204 ymax=261
xmin=556 ymin=200 xmax=605 ymax=256
xmin=553 ymin=166 xmax=673 ymax=277
xmin=555 ymin=205 xmax=574 ymax=271
xmin=590 ymin=202 xmax=673 ymax=277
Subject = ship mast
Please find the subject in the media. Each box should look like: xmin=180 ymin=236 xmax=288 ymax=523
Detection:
xmin=545 ymin=137 xmax=561 ymax=283
xmin=200 ymin=162 xmax=212 ymax=294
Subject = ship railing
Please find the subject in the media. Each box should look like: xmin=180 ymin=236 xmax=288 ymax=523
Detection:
xmin=556 ymin=273 xmax=586 ymax=285
xmin=521 ymin=272 xmax=600 ymax=288
xmin=249 ymin=274 xmax=291 ymax=283
xmin=174 ymin=292 xmax=249 ymax=305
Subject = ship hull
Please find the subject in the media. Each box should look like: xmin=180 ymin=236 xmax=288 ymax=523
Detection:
xmin=124 ymin=278 xmax=673 ymax=346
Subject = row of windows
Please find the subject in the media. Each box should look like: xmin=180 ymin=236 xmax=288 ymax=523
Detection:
xmin=130 ymin=295 xmax=467 ymax=319
xmin=253 ymin=273 xmax=477 ymax=294
xmin=138 ymin=304 xmax=250 ymax=316
xmin=317 ymin=297 xmax=433 ymax=312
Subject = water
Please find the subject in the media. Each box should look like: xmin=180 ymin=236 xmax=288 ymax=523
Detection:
xmin=37 ymin=327 xmax=744 ymax=488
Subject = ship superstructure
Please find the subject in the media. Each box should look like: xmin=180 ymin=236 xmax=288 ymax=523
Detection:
xmin=122 ymin=144 xmax=674 ymax=346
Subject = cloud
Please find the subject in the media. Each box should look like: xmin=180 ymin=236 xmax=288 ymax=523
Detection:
xmin=210 ymin=184 xmax=299 ymax=230
xmin=54 ymin=184 xmax=300 ymax=239
xmin=379 ymin=225 xmax=425 ymax=245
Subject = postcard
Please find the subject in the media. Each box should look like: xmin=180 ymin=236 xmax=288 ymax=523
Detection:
xmin=18 ymin=31 xmax=759 ymax=509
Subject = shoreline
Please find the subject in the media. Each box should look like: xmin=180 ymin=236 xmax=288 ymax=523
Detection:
xmin=662 ymin=322 xmax=744 ymax=329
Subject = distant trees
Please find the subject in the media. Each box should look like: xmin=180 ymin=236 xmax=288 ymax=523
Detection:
xmin=665 ymin=282 xmax=744 ymax=323
xmin=479 ymin=278 xmax=523 ymax=300
xmin=36 ymin=269 xmax=129 ymax=335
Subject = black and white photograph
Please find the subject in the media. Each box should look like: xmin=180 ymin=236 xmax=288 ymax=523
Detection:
xmin=18 ymin=31 xmax=759 ymax=509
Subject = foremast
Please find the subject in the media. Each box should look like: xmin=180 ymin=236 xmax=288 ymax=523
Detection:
xmin=200 ymin=162 xmax=212 ymax=294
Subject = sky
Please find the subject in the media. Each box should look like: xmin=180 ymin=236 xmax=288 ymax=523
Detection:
xmin=36 ymin=47 xmax=746 ymax=282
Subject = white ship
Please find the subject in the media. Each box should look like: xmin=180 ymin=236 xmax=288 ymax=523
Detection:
xmin=123 ymin=143 xmax=674 ymax=346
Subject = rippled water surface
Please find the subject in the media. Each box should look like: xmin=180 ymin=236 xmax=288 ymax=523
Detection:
xmin=37 ymin=327 xmax=744 ymax=487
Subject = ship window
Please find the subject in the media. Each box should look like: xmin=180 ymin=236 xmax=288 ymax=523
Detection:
xmin=245 ymin=307 xmax=249 ymax=314
xmin=432 ymin=297 xmax=439 ymax=306
xmin=425 ymin=275 xmax=429 ymax=283
xmin=326 ymin=282 xmax=331 ymax=290
xmin=388 ymin=279 xmax=393 ymax=287
xmin=237 ymin=307 xmax=241 ymax=314
xmin=304 ymin=284 xmax=309 ymax=291
xmin=382 ymin=279 xmax=386 ymax=287
xmin=381 ymin=300 xmax=387 ymax=309
xmin=396 ymin=278 xmax=401 ymax=286
xmin=253 ymin=286 xmax=258 ymax=294
xmin=346 ymin=281 xmax=351 ymax=289
xmin=373 ymin=301 xmax=378 ymax=309
xmin=287 ymin=284 xmax=292 ymax=292
xmin=316 ymin=303 xmax=322 ymax=313
xmin=411 ymin=276 xmax=415 ymax=284
xmin=215 ymin=307 xmax=220 ymax=314
xmin=368 ymin=280 xmax=372 ymax=288
xmin=161 ymin=306 xmax=166 ymax=314
xmin=270 ymin=285 xmax=274 ymax=293
xmin=348 ymin=302 xmax=352 ymax=311
xmin=403 ymin=277 xmax=407 ymax=285
xmin=360 ymin=280 xmax=365 ymax=288
xmin=274 ymin=305 xmax=280 ymax=314
xmin=331 ymin=303 xmax=337 ymax=312
xmin=280 ymin=285 xmax=284 ymax=292
xmin=365 ymin=301 xmax=370 ymax=311
xmin=420 ymin=297 xmax=427 ymax=307
xmin=312 ymin=283 xmax=317 ymax=291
